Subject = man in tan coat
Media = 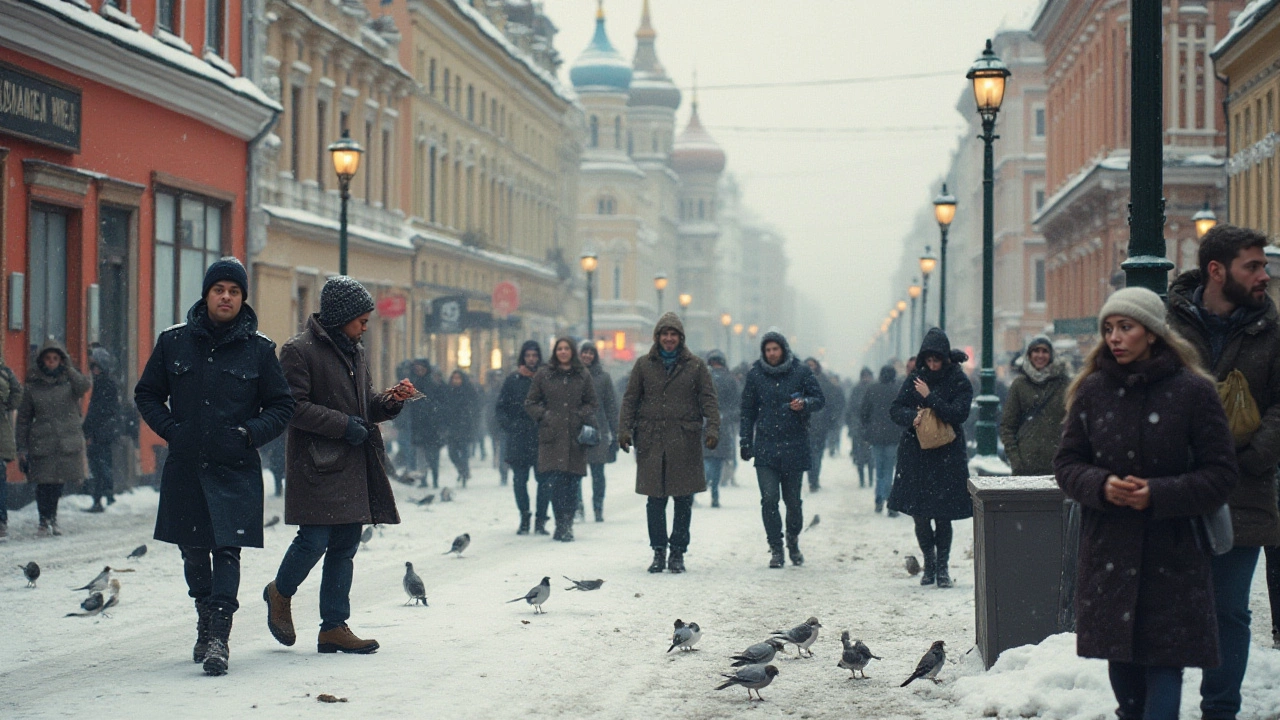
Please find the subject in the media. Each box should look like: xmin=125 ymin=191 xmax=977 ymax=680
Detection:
xmin=618 ymin=313 xmax=719 ymax=574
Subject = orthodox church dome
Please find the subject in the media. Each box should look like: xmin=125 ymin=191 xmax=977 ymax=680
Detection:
xmin=671 ymin=102 xmax=725 ymax=174
xmin=569 ymin=4 xmax=632 ymax=92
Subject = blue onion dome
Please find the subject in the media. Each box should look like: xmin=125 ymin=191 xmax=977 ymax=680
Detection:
xmin=570 ymin=3 xmax=632 ymax=91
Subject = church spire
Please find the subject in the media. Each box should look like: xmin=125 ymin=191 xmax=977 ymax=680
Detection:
xmin=636 ymin=0 xmax=655 ymax=40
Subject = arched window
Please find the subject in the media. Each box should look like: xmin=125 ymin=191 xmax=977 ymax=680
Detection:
xmin=698 ymin=199 xmax=705 ymax=219
xmin=589 ymin=116 xmax=599 ymax=148
xmin=614 ymin=116 xmax=621 ymax=149
xmin=597 ymin=195 xmax=616 ymax=215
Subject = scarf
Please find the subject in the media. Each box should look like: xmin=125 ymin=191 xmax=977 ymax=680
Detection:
xmin=659 ymin=347 xmax=679 ymax=374
xmin=324 ymin=325 xmax=360 ymax=359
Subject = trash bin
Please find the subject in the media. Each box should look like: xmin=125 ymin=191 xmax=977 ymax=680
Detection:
xmin=969 ymin=475 xmax=1066 ymax=669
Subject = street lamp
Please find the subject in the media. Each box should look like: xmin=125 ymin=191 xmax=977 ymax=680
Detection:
xmin=907 ymin=281 xmax=922 ymax=352
xmin=967 ymin=38 xmax=1011 ymax=460
xmin=1193 ymin=198 xmax=1218 ymax=239
xmin=328 ymin=129 xmax=364 ymax=275
xmin=933 ymin=183 xmax=957 ymax=331
xmin=580 ymin=250 xmax=598 ymax=342
xmin=919 ymin=247 xmax=937 ymax=342
xmin=733 ymin=322 xmax=744 ymax=364
xmin=653 ymin=272 xmax=668 ymax=314
xmin=890 ymin=307 xmax=902 ymax=359
xmin=720 ymin=312 xmax=732 ymax=361
xmin=678 ymin=293 xmax=692 ymax=312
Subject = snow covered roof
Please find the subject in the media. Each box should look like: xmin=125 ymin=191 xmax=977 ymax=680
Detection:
xmin=1212 ymin=0 xmax=1279 ymax=59
xmin=411 ymin=227 xmax=559 ymax=280
xmin=446 ymin=0 xmax=578 ymax=106
xmin=263 ymin=204 xmax=414 ymax=251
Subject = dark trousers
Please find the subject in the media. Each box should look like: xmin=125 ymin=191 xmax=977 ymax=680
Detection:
xmin=1267 ymin=544 xmax=1280 ymax=639
xmin=447 ymin=439 xmax=470 ymax=479
xmin=87 ymin=443 xmax=115 ymax=503
xmin=274 ymin=523 xmax=362 ymax=631
xmin=0 ymin=462 xmax=7 ymax=525
xmin=589 ymin=463 xmax=606 ymax=513
xmin=511 ymin=463 xmax=550 ymax=518
xmin=756 ymin=466 xmax=803 ymax=547
xmin=422 ymin=444 xmax=441 ymax=487
xmin=1200 ymin=545 xmax=1261 ymax=719
xmin=546 ymin=471 xmax=580 ymax=519
xmin=35 ymin=483 xmax=63 ymax=522
xmin=913 ymin=516 xmax=953 ymax=558
xmin=1109 ymin=662 xmax=1183 ymax=720
xmin=807 ymin=444 xmax=824 ymax=489
xmin=181 ymin=545 xmax=242 ymax=614
xmin=647 ymin=495 xmax=693 ymax=551
xmin=703 ymin=458 xmax=723 ymax=505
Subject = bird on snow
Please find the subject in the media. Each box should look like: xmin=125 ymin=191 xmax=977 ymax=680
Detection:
xmin=901 ymin=640 xmax=947 ymax=686
xmin=264 ymin=515 xmax=281 ymax=529
xmin=67 ymin=579 xmax=120 ymax=617
xmin=507 ymin=577 xmax=550 ymax=613
xmin=563 ymin=577 xmax=604 ymax=591
xmin=402 ymin=562 xmax=427 ymax=606
xmin=126 ymin=544 xmax=147 ymax=560
xmin=806 ymin=514 xmax=820 ymax=531
xmin=730 ymin=638 xmax=788 ymax=667
xmin=905 ymin=555 xmax=921 ymax=576
xmin=837 ymin=631 xmax=882 ymax=679
xmin=414 ymin=494 xmax=436 ymax=506
xmin=443 ymin=533 xmax=470 ymax=557
xmin=772 ymin=617 xmax=822 ymax=657
xmin=80 ymin=591 xmax=104 ymax=613
xmin=19 ymin=561 xmax=40 ymax=588
xmin=715 ymin=664 xmax=779 ymax=701
xmin=440 ymin=487 xmax=455 ymax=502
xmin=71 ymin=566 xmax=112 ymax=593
xmin=667 ymin=619 xmax=702 ymax=652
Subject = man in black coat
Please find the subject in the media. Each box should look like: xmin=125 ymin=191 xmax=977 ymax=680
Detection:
xmin=704 ymin=350 xmax=740 ymax=508
xmin=740 ymin=333 xmax=824 ymax=568
xmin=496 ymin=340 xmax=547 ymax=534
xmin=846 ymin=367 xmax=875 ymax=487
xmin=135 ymin=258 xmax=295 ymax=676
xmin=84 ymin=347 xmax=121 ymax=512
xmin=860 ymin=365 xmax=901 ymax=514
xmin=803 ymin=358 xmax=841 ymax=492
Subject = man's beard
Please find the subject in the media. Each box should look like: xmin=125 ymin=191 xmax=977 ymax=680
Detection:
xmin=1224 ymin=273 xmax=1266 ymax=309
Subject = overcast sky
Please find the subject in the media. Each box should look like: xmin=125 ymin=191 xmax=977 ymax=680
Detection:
xmin=541 ymin=0 xmax=1043 ymax=374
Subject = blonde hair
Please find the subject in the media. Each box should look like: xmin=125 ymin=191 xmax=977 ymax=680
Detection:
xmin=1065 ymin=321 xmax=1212 ymax=410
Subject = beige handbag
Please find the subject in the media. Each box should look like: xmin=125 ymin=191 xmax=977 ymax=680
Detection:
xmin=916 ymin=408 xmax=956 ymax=450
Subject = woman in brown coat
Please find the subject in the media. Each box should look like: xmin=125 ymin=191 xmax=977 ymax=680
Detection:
xmin=1054 ymin=287 xmax=1238 ymax=720
xmin=17 ymin=339 xmax=90 ymax=536
xmin=524 ymin=337 xmax=597 ymax=542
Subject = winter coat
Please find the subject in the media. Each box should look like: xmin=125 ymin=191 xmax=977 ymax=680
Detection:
xmin=497 ymin=368 xmax=539 ymax=467
xmin=1167 ymin=271 xmax=1280 ymax=546
xmin=739 ymin=333 xmax=825 ymax=471
xmin=278 ymin=315 xmax=402 ymax=527
xmin=886 ymin=329 xmax=974 ymax=520
xmin=810 ymin=368 xmax=844 ymax=444
xmin=619 ymin=313 xmax=720 ymax=498
xmin=17 ymin=340 xmax=91 ymax=484
xmin=401 ymin=362 xmax=439 ymax=448
xmin=525 ymin=362 xmax=597 ymax=476
xmin=0 ymin=363 xmax=22 ymax=461
xmin=442 ymin=375 xmax=480 ymax=444
xmin=83 ymin=372 xmax=122 ymax=446
xmin=1054 ymin=347 xmax=1238 ymax=667
xmin=999 ymin=351 xmax=1069 ymax=476
xmin=584 ymin=361 xmax=619 ymax=466
xmin=846 ymin=380 xmax=874 ymax=465
xmin=705 ymin=365 xmax=741 ymax=460
xmin=859 ymin=368 xmax=902 ymax=447
xmin=135 ymin=303 xmax=295 ymax=548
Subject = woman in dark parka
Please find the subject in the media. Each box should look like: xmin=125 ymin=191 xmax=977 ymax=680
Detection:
xmin=443 ymin=369 xmax=479 ymax=487
xmin=1054 ymin=287 xmax=1237 ymax=720
xmin=579 ymin=341 xmax=619 ymax=522
xmin=886 ymin=328 xmax=973 ymax=588
xmin=524 ymin=337 xmax=597 ymax=542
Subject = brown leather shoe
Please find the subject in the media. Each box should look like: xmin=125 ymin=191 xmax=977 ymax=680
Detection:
xmin=317 ymin=624 xmax=379 ymax=654
xmin=263 ymin=582 xmax=296 ymax=647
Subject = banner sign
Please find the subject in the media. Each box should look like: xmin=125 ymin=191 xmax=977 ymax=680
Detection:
xmin=0 ymin=62 xmax=81 ymax=152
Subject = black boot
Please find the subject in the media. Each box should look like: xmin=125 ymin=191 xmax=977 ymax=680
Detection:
xmin=559 ymin=511 xmax=574 ymax=542
xmin=517 ymin=512 xmax=531 ymax=535
xmin=192 ymin=601 xmax=213 ymax=663
xmin=648 ymin=548 xmax=666 ymax=573
xmin=667 ymin=550 xmax=685 ymax=574
xmin=920 ymin=547 xmax=937 ymax=586
xmin=534 ymin=515 xmax=550 ymax=536
xmin=769 ymin=545 xmax=785 ymax=569
xmin=936 ymin=544 xmax=953 ymax=588
xmin=202 ymin=609 xmax=233 ymax=676
xmin=786 ymin=535 xmax=805 ymax=567
xmin=593 ymin=498 xmax=604 ymax=523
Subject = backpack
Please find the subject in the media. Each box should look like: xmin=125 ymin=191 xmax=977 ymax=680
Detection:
xmin=0 ymin=364 xmax=21 ymax=412
xmin=1217 ymin=369 xmax=1261 ymax=447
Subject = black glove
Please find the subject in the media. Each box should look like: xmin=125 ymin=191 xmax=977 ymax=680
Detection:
xmin=344 ymin=415 xmax=370 ymax=446
xmin=740 ymin=446 xmax=753 ymax=462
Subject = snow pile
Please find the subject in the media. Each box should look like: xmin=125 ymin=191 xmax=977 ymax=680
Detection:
xmin=1213 ymin=0 xmax=1279 ymax=57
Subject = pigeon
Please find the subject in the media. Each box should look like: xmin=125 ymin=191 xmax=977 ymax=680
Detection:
xmin=715 ymin=664 xmax=779 ymax=701
xmin=563 ymin=577 xmax=604 ymax=591
xmin=415 ymin=494 xmax=436 ymax=506
xmin=19 ymin=561 xmax=39 ymax=588
xmin=772 ymin=616 xmax=822 ymax=658
xmin=806 ymin=514 xmax=820 ymax=531
xmin=443 ymin=533 xmax=470 ymax=558
xmin=667 ymin=619 xmax=702 ymax=652
xmin=360 ymin=526 xmax=374 ymax=547
xmin=901 ymin=640 xmax=947 ymax=686
xmin=264 ymin=515 xmax=281 ymax=529
xmin=80 ymin=591 xmax=104 ymax=613
xmin=440 ymin=487 xmax=455 ymax=502
xmin=71 ymin=566 xmax=112 ymax=593
xmin=507 ymin=577 xmax=550 ymax=613
xmin=905 ymin=555 xmax=921 ymax=576
xmin=730 ymin=638 xmax=788 ymax=667
xmin=402 ymin=562 xmax=427 ymax=606
xmin=837 ymin=631 xmax=882 ymax=679
xmin=126 ymin=544 xmax=147 ymax=560
xmin=67 ymin=579 xmax=120 ymax=617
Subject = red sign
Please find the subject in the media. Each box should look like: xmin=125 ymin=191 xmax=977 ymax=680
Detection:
xmin=376 ymin=296 xmax=407 ymax=318
xmin=492 ymin=281 xmax=520 ymax=317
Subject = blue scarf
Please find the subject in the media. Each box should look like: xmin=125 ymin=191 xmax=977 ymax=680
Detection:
xmin=659 ymin=348 xmax=680 ymax=374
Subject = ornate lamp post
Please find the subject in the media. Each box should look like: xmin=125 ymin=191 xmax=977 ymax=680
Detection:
xmin=896 ymin=300 xmax=908 ymax=358
xmin=908 ymin=281 xmax=922 ymax=352
xmin=919 ymin=248 xmax=938 ymax=341
xmin=933 ymin=184 xmax=957 ymax=331
xmin=967 ymin=38 xmax=1011 ymax=459
xmin=328 ymin=129 xmax=364 ymax=275
xmin=1193 ymin=198 xmax=1218 ymax=239
xmin=580 ymin=250 xmax=598 ymax=342
xmin=653 ymin=272 xmax=668 ymax=314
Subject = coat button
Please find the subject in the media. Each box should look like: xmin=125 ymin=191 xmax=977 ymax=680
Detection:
xmin=207 ymin=357 xmax=214 ymax=363
xmin=204 ymin=399 xmax=211 ymax=406
xmin=201 ymin=462 xmax=209 ymax=468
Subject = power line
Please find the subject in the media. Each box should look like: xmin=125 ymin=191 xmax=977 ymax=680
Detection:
xmin=683 ymin=69 xmax=964 ymax=91
xmin=707 ymin=124 xmax=965 ymax=134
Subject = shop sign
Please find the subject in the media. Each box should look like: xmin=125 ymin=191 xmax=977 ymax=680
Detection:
xmin=0 ymin=62 xmax=81 ymax=152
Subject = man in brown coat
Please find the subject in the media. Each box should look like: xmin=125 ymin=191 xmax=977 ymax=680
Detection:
xmin=264 ymin=276 xmax=415 ymax=655
xmin=618 ymin=313 xmax=719 ymax=574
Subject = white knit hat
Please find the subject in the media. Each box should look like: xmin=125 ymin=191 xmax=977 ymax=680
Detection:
xmin=1097 ymin=287 xmax=1168 ymax=338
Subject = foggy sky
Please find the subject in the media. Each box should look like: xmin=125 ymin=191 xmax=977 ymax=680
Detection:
xmin=542 ymin=0 xmax=1042 ymax=375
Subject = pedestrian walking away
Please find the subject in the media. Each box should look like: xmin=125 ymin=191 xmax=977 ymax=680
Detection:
xmin=0 ymin=354 xmax=22 ymax=542
xmin=579 ymin=342 xmax=619 ymax=522
xmin=18 ymin=339 xmax=92 ymax=537
xmin=740 ymin=333 xmax=825 ymax=568
xmin=83 ymin=347 xmax=123 ymax=513
xmin=1165 ymin=226 xmax=1280 ymax=720
xmin=860 ymin=365 xmax=901 ymax=514
xmin=846 ymin=367 xmax=874 ymax=488
xmin=497 ymin=341 xmax=548 ymax=535
xmin=1055 ymin=286 xmax=1239 ymax=720
xmin=802 ymin=357 xmax=840 ymax=492
xmin=443 ymin=369 xmax=479 ymax=487
xmin=998 ymin=335 xmax=1068 ymax=476
xmin=703 ymin=350 xmax=740 ymax=508
xmin=887 ymin=328 xmax=973 ymax=588
xmin=618 ymin=313 xmax=720 ymax=574
xmin=266 ymin=275 xmax=415 ymax=658
xmin=524 ymin=337 xmax=597 ymax=543
xmin=134 ymin=257 xmax=295 ymax=675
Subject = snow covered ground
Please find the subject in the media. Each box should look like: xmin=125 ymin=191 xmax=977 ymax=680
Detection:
xmin=2 ymin=453 xmax=1277 ymax=719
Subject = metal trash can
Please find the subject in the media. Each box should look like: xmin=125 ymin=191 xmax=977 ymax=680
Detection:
xmin=969 ymin=475 xmax=1066 ymax=669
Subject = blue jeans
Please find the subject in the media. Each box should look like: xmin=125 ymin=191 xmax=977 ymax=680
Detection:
xmin=274 ymin=523 xmax=363 ymax=631
xmin=704 ymin=458 xmax=723 ymax=504
xmin=756 ymin=466 xmax=803 ymax=547
xmin=871 ymin=444 xmax=896 ymax=505
xmin=1200 ymin=545 xmax=1262 ymax=719
xmin=1109 ymin=662 xmax=1183 ymax=720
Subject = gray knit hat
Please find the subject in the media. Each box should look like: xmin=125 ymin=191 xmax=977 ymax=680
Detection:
xmin=1098 ymin=287 xmax=1168 ymax=338
xmin=319 ymin=276 xmax=375 ymax=328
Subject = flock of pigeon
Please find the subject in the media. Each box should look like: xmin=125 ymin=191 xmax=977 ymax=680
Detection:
xmin=16 ymin=543 xmax=143 ymax=619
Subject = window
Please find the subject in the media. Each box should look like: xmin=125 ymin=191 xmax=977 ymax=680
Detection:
xmin=289 ymin=86 xmax=302 ymax=178
xmin=382 ymin=128 xmax=391 ymax=208
xmin=480 ymin=91 xmax=486 ymax=125
xmin=28 ymin=205 xmax=68 ymax=350
xmin=429 ymin=59 xmax=436 ymax=95
xmin=296 ymin=284 xmax=310 ymax=333
xmin=316 ymin=100 xmax=328 ymax=190
xmin=1034 ymin=106 xmax=1046 ymax=138
xmin=614 ymin=116 xmax=621 ymax=150
xmin=589 ymin=116 xmax=598 ymax=148
xmin=698 ymin=199 xmax=705 ymax=219
xmin=613 ymin=264 xmax=621 ymax=300
xmin=597 ymin=195 xmax=616 ymax=215
xmin=364 ymin=120 xmax=374 ymax=203
xmin=1034 ymin=189 xmax=1045 ymax=212
xmin=443 ymin=69 xmax=450 ymax=103
xmin=428 ymin=146 xmax=437 ymax=223
xmin=154 ymin=190 xmax=227 ymax=333
xmin=206 ymin=0 xmax=224 ymax=56
xmin=455 ymin=77 xmax=461 ymax=111
xmin=158 ymin=0 xmax=176 ymax=32
xmin=491 ymin=99 xmax=497 ymax=131
xmin=467 ymin=85 xmax=474 ymax=122
xmin=339 ymin=110 xmax=349 ymax=135
xmin=1034 ymin=259 xmax=1046 ymax=303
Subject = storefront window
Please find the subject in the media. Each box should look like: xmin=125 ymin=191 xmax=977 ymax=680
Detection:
xmin=28 ymin=205 xmax=68 ymax=354
xmin=154 ymin=190 xmax=227 ymax=334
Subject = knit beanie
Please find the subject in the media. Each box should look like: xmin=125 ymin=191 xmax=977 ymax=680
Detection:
xmin=202 ymin=256 xmax=249 ymax=297
xmin=319 ymin=275 xmax=376 ymax=329
xmin=1098 ymin=287 xmax=1168 ymax=338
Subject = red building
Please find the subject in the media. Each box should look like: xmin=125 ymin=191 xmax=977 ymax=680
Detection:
xmin=0 ymin=0 xmax=278 ymax=480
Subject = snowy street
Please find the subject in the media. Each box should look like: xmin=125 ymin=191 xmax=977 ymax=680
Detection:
xmin=2 ymin=455 xmax=1278 ymax=719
